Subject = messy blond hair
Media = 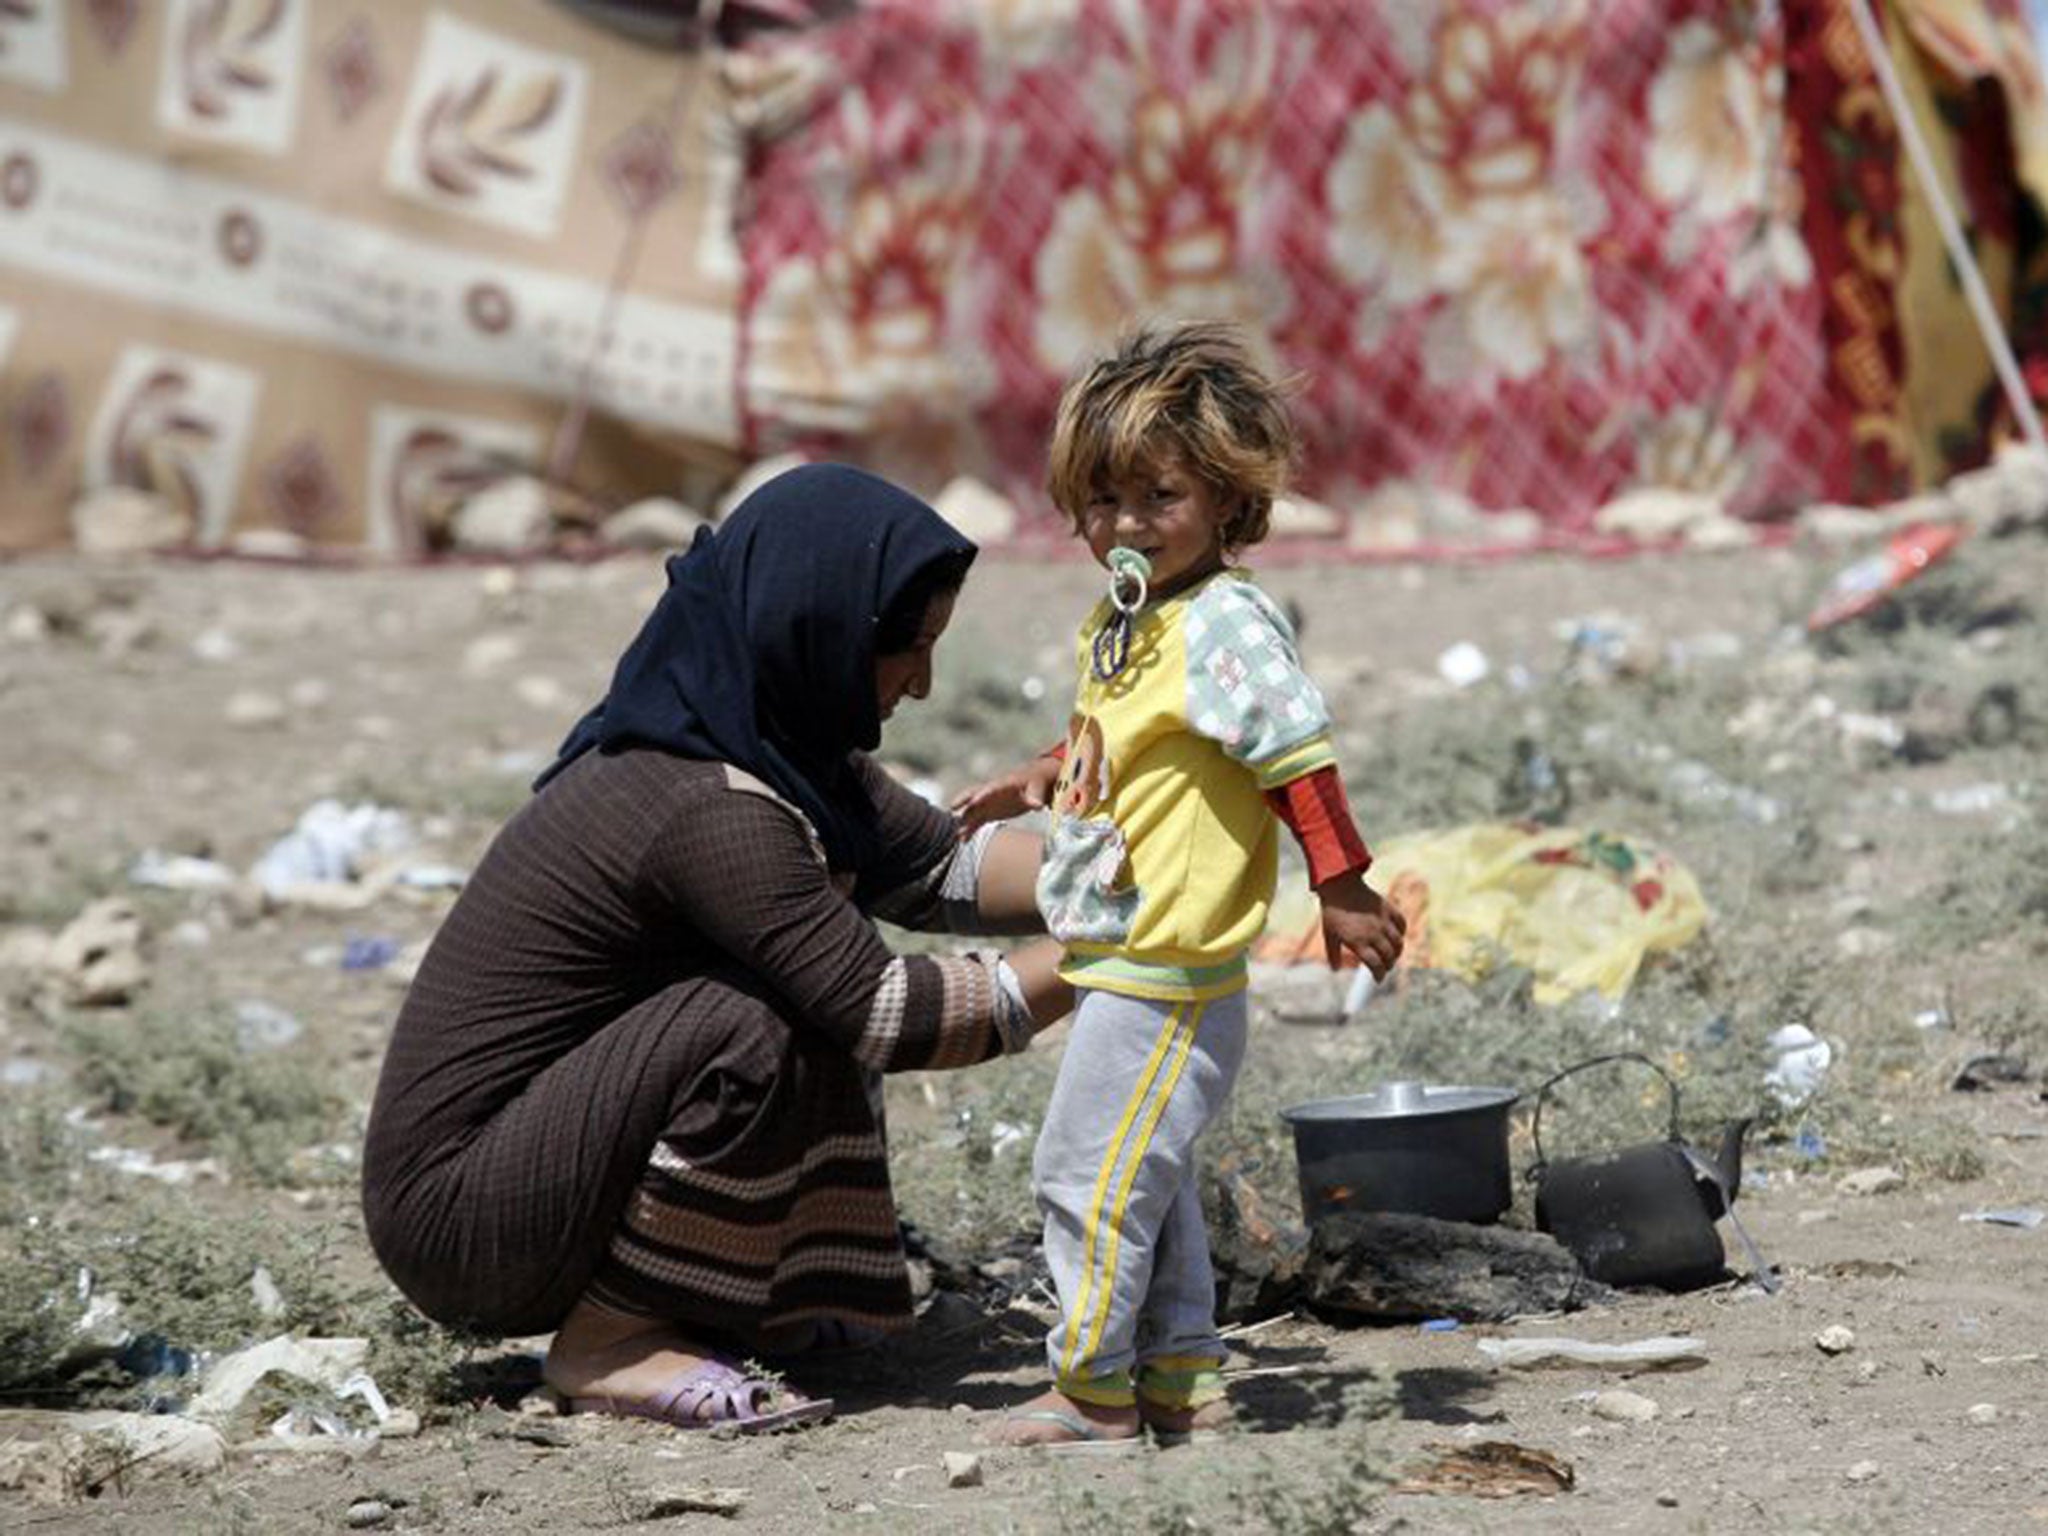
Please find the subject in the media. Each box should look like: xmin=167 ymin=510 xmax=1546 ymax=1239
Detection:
xmin=1046 ymin=322 xmax=1299 ymax=552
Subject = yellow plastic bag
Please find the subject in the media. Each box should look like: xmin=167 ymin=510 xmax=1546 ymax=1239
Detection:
xmin=1260 ymin=823 xmax=1708 ymax=1004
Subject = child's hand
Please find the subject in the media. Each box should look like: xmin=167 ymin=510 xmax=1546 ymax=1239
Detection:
xmin=1315 ymin=871 xmax=1406 ymax=979
xmin=950 ymin=755 xmax=1062 ymax=833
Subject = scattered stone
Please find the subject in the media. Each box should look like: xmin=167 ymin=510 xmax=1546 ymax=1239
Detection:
xmin=224 ymin=690 xmax=287 ymax=729
xmin=515 ymin=675 xmax=567 ymax=711
xmin=379 ymin=1408 xmax=422 ymax=1439
xmin=1855 ymin=1360 xmax=1880 ymax=1383
xmin=462 ymin=632 xmax=524 ymax=675
xmin=5 ymin=603 xmax=51 ymax=644
xmin=1951 ymin=1054 xmax=2030 ymax=1094
xmin=1815 ymin=1326 xmax=1857 ymax=1356
xmin=516 ymin=1390 xmax=562 ymax=1417
xmin=502 ymin=1418 xmax=570 ymax=1448
xmin=1594 ymin=487 xmax=1726 ymax=542
xmin=0 ymin=1413 xmax=227 ymax=1501
xmin=1945 ymin=445 xmax=2048 ymax=532
xmin=453 ymin=477 xmax=553 ymax=554
xmin=72 ymin=485 xmax=192 ymax=555
xmin=191 ymin=626 xmax=241 ymax=662
xmin=943 ymin=1450 xmax=983 ymax=1488
xmin=0 ymin=927 xmax=55 ymax=972
xmin=1965 ymin=1402 xmax=1999 ymax=1426
xmin=1844 ymin=1459 xmax=1881 ymax=1484
xmin=601 ymin=496 xmax=709 ymax=550
xmin=90 ymin=608 xmax=157 ymax=657
xmin=1656 ymin=1491 xmax=1680 ymax=1507
xmin=289 ymin=677 xmax=332 ymax=710
xmin=932 ymin=476 xmax=1019 ymax=544
xmin=635 ymin=1484 xmax=747 ymax=1518
xmin=1589 ymin=1389 xmax=1659 ymax=1423
xmin=1269 ymin=492 xmax=1343 ymax=538
xmin=45 ymin=898 xmax=147 ymax=1006
xmin=227 ymin=528 xmax=311 ymax=560
xmin=1254 ymin=962 xmax=1350 ymax=1024
xmin=249 ymin=1265 xmax=286 ymax=1320
xmin=1834 ymin=926 xmax=1891 ymax=959
xmin=716 ymin=453 xmax=810 ymax=520
xmin=1683 ymin=514 xmax=1758 ymax=550
xmin=1837 ymin=1166 xmax=1905 ymax=1197
xmin=345 ymin=1499 xmax=392 ymax=1529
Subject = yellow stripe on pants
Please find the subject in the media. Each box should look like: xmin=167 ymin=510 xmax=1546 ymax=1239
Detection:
xmin=1056 ymin=1000 xmax=1188 ymax=1381
xmin=1067 ymin=1000 xmax=1205 ymax=1377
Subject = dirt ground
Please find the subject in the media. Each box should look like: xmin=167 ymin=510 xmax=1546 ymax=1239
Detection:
xmin=2 ymin=534 xmax=2046 ymax=1534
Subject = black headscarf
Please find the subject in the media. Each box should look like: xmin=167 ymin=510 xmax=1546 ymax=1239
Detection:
xmin=539 ymin=463 xmax=976 ymax=873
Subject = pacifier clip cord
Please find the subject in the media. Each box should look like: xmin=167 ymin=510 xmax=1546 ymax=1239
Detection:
xmin=1091 ymin=547 xmax=1152 ymax=682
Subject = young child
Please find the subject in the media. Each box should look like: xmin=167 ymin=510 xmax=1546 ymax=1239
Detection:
xmin=956 ymin=323 xmax=1405 ymax=1446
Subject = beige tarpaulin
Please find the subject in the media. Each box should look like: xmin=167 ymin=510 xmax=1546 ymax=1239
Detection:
xmin=0 ymin=0 xmax=741 ymax=553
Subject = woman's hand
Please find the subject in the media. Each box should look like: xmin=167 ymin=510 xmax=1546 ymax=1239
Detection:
xmin=951 ymin=755 xmax=1062 ymax=833
xmin=1316 ymin=871 xmax=1406 ymax=979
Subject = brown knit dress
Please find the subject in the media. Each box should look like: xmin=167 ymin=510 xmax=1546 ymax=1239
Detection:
xmin=360 ymin=746 xmax=1026 ymax=1344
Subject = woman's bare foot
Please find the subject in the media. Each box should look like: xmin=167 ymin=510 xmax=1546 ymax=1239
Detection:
xmin=542 ymin=1299 xmax=726 ymax=1409
xmin=986 ymin=1387 xmax=1142 ymax=1446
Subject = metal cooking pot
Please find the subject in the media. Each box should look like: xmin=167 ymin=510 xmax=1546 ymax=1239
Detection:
xmin=1282 ymin=1080 xmax=1519 ymax=1226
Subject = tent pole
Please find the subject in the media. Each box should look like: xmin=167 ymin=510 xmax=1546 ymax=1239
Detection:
xmin=1843 ymin=0 xmax=2048 ymax=456
xmin=547 ymin=0 xmax=728 ymax=488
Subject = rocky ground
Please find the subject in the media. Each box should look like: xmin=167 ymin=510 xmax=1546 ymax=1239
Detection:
xmin=1 ymin=521 xmax=2045 ymax=1533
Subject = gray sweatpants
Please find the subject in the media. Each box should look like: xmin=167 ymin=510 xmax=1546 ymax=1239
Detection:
xmin=1033 ymin=987 xmax=1248 ymax=1406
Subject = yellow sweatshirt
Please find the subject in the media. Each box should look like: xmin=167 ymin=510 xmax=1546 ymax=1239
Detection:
xmin=1037 ymin=570 xmax=1336 ymax=1001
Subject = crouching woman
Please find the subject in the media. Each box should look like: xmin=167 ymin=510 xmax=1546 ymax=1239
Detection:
xmin=361 ymin=464 xmax=1069 ymax=1431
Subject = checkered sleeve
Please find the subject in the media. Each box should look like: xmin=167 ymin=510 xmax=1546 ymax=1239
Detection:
xmin=1183 ymin=579 xmax=1336 ymax=789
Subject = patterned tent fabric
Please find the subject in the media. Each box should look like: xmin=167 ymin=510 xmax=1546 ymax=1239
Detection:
xmin=734 ymin=0 xmax=2048 ymax=553
xmin=3 ymin=0 xmax=2046 ymax=554
xmin=0 ymin=0 xmax=741 ymax=554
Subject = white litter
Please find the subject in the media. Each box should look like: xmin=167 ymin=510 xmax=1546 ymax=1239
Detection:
xmin=129 ymin=851 xmax=238 ymax=892
xmin=1478 ymin=1335 xmax=1708 ymax=1372
xmin=252 ymin=801 xmax=413 ymax=896
xmin=1436 ymin=641 xmax=1491 ymax=689
xmin=1763 ymin=1024 xmax=1833 ymax=1108
xmin=188 ymin=1335 xmax=372 ymax=1423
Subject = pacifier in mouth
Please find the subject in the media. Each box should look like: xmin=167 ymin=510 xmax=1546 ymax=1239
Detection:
xmin=1106 ymin=546 xmax=1152 ymax=612
xmin=1092 ymin=547 xmax=1153 ymax=681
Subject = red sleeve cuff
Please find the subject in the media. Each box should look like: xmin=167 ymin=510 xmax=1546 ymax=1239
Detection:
xmin=1268 ymin=766 xmax=1372 ymax=887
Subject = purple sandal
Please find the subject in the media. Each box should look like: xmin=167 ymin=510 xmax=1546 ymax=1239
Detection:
xmin=567 ymin=1358 xmax=833 ymax=1434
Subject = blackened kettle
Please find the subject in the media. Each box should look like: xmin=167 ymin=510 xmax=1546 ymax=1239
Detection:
xmin=1529 ymin=1053 xmax=1772 ymax=1292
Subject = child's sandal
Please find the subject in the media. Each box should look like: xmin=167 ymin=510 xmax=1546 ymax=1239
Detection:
xmin=1140 ymin=1398 xmax=1235 ymax=1447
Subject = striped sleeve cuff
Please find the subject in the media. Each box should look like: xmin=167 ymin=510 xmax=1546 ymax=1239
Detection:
xmin=1266 ymin=765 xmax=1371 ymax=887
xmin=850 ymin=953 xmax=1008 ymax=1072
xmin=1248 ymin=730 xmax=1338 ymax=791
